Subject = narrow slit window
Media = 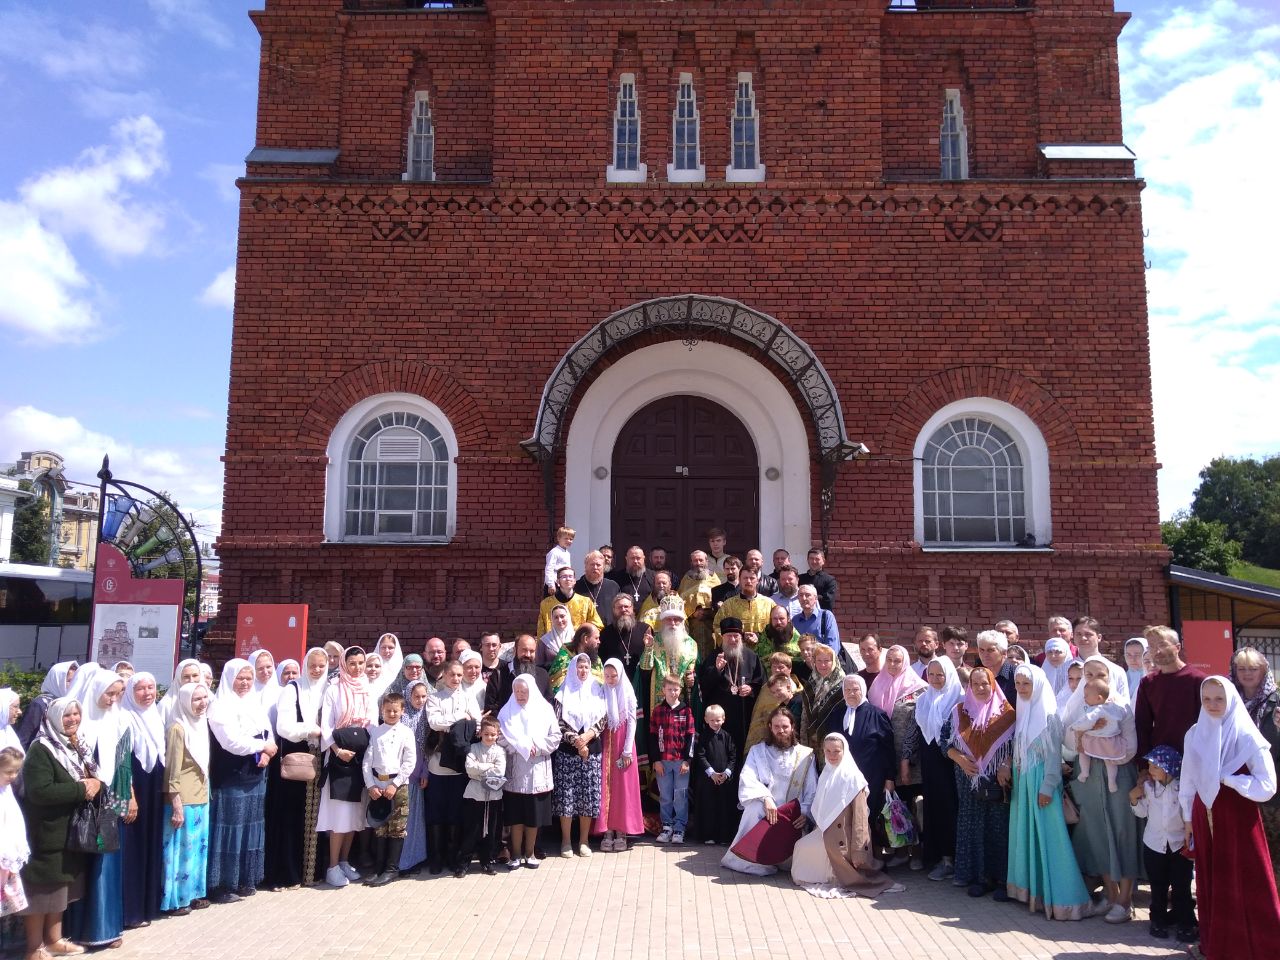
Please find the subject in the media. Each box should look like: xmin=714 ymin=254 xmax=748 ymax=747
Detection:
xmin=732 ymin=75 xmax=758 ymax=171
xmin=672 ymin=74 xmax=700 ymax=171
xmin=614 ymin=75 xmax=640 ymax=171
xmin=940 ymin=89 xmax=968 ymax=180
xmin=407 ymin=91 xmax=435 ymax=182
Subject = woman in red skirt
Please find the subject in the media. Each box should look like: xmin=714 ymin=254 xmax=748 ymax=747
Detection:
xmin=1180 ymin=676 xmax=1280 ymax=959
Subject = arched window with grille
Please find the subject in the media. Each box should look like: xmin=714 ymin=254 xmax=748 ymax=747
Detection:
xmin=324 ymin=394 xmax=457 ymax=543
xmin=913 ymin=399 xmax=1051 ymax=548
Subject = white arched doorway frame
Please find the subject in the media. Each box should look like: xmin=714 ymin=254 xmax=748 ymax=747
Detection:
xmin=564 ymin=340 xmax=811 ymax=570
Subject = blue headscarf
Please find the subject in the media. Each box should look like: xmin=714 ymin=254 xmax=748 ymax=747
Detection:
xmin=1144 ymin=744 xmax=1182 ymax=781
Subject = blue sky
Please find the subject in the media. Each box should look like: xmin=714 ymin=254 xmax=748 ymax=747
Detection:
xmin=0 ymin=0 xmax=1276 ymax=546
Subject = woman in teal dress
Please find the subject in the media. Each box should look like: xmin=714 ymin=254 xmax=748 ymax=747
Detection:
xmin=1006 ymin=664 xmax=1089 ymax=920
xmin=62 ymin=664 xmax=133 ymax=949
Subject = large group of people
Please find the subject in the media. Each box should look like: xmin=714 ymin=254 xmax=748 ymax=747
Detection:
xmin=0 ymin=532 xmax=1277 ymax=960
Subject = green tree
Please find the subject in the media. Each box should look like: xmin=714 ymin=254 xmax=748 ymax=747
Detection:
xmin=1161 ymin=511 xmax=1243 ymax=575
xmin=11 ymin=480 xmax=52 ymax=564
xmin=1191 ymin=455 xmax=1280 ymax=567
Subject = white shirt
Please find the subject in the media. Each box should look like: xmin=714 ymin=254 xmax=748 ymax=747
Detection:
xmin=768 ymin=591 xmax=802 ymax=621
xmin=362 ymin=722 xmax=416 ymax=788
xmin=544 ymin=544 xmax=572 ymax=589
xmin=911 ymin=660 xmax=928 ymax=678
xmin=1131 ymin=778 xmax=1185 ymax=853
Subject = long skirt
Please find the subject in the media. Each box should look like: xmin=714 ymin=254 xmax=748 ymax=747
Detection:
xmin=208 ymin=778 xmax=267 ymax=893
xmin=262 ymin=752 xmax=308 ymax=887
xmin=952 ymin=767 xmax=1010 ymax=886
xmin=63 ymin=850 xmax=123 ymax=947
xmin=552 ymin=750 xmax=603 ymax=819
xmin=1006 ymin=761 xmax=1089 ymax=920
xmin=1192 ymin=786 xmax=1280 ymax=960
xmin=122 ymin=758 xmax=165 ymax=926
xmin=399 ymin=778 xmax=428 ymax=870
xmin=594 ymin=726 xmax=643 ymax=835
xmin=316 ymin=793 xmax=366 ymax=834
xmin=1069 ymin=758 xmax=1141 ymax=881
xmin=792 ymin=788 xmax=896 ymax=898
xmin=424 ymin=772 xmax=466 ymax=826
xmin=303 ymin=753 xmax=323 ymax=881
xmin=919 ymin=738 xmax=958 ymax=866
xmin=1260 ymin=803 xmax=1280 ymax=887
xmin=161 ymin=801 xmax=209 ymax=911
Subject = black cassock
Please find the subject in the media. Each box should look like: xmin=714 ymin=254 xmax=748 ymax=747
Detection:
xmin=693 ymin=725 xmax=740 ymax=844
xmin=696 ymin=649 xmax=764 ymax=757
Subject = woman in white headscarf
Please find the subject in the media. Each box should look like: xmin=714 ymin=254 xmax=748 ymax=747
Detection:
xmin=1179 ymin=676 xmax=1280 ymax=960
xmin=594 ymin=658 xmax=642 ymax=851
xmin=915 ymin=656 xmax=963 ymax=882
xmin=19 ymin=696 xmax=102 ymax=959
xmin=1055 ymin=658 xmax=1085 ymax=713
xmin=1062 ymin=654 xmax=1140 ymax=923
xmin=161 ymin=682 xmax=212 ymax=915
xmin=16 ymin=662 xmax=78 ymax=750
xmin=266 ymin=647 xmax=328 ymax=888
xmin=120 ymin=673 xmax=166 ymax=927
xmin=498 ymin=675 xmax=561 ymax=868
xmin=62 ymin=664 xmax=130 ymax=948
xmin=317 ymin=647 xmax=374 ymax=888
xmin=537 ymin=605 xmax=574 ymax=669
xmin=458 ymin=651 xmax=486 ymax=717
xmin=370 ymin=633 xmax=404 ymax=699
xmin=158 ymin=659 xmax=201 ymax=727
xmin=1006 ymin=664 xmax=1089 ymax=920
xmin=248 ymin=649 xmax=279 ymax=714
xmin=397 ymin=680 xmax=432 ymax=875
xmin=424 ymin=660 xmax=482 ymax=875
xmin=0 ymin=689 xmax=21 ymax=753
xmin=1041 ymin=638 xmax=1073 ymax=695
xmin=552 ymin=653 xmax=607 ymax=858
xmin=792 ymin=733 xmax=902 ymax=898
xmin=205 ymin=658 xmax=276 ymax=903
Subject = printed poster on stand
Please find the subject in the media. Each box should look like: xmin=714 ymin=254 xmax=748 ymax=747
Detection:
xmin=89 ymin=543 xmax=184 ymax=682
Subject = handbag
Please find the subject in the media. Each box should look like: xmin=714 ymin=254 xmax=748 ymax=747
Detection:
xmin=881 ymin=790 xmax=918 ymax=848
xmin=67 ymin=793 xmax=120 ymax=854
xmin=1062 ymin=788 xmax=1080 ymax=825
xmin=281 ymin=751 xmax=319 ymax=782
xmin=977 ymin=776 xmax=1007 ymax=804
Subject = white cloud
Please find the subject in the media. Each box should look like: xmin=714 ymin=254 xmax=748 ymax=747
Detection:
xmin=0 ymin=9 xmax=147 ymax=83
xmin=0 ymin=117 xmax=170 ymax=340
xmin=0 ymin=201 xmax=100 ymax=343
xmin=0 ymin=405 xmax=224 ymax=541
xmin=1120 ymin=1 xmax=1280 ymax=517
xmin=146 ymin=0 xmax=233 ymax=49
xmin=200 ymin=265 xmax=235 ymax=309
xmin=19 ymin=115 xmax=169 ymax=259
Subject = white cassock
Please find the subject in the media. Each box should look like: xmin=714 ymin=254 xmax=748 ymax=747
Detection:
xmin=721 ymin=742 xmax=818 ymax=876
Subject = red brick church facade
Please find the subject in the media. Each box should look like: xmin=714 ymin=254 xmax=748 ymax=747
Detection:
xmin=214 ymin=0 xmax=1167 ymax=656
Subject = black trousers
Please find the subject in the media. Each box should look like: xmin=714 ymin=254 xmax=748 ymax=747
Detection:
xmin=1144 ymin=845 xmax=1194 ymax=927
xmin=458 ymin=797 xmax=503 ymax=866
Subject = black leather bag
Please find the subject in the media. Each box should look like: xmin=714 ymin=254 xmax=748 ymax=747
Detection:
xmin=67 ymin=793 xmax=120 ymax=854
xmin=976 ymin=775 xmax=1007 ymax=804
xmin=325 ymin=726 xmax=371 ymax=802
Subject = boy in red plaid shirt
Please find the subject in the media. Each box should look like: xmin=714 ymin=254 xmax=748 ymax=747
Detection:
xmin=650 ymin=674 xmax=696 ymax=843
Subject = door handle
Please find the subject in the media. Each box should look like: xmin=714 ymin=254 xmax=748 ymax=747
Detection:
xmin=674 ymin=466 xmax=689 ymax=477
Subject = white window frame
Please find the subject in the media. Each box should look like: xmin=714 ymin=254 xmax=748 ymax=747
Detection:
xmin=324 ymin=392 xmax=458 ymax=544
xmin=940 ymin=88 xmax=969 ymax=180
xmin=912 ymin=397 xmax=1051 ymax=549
xmin=667 ymin=72 xmax=705 ymax=183
xmin=607 ymin=73 xmax=647 ymax=184
xmin=403 ymin=90 xmax=435 ymax=182
xmin=726 ymin=72 xmax=765 ymax=183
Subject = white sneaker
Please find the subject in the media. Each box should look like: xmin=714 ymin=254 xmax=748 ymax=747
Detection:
xmin=1104 ymin=904 xmax=1134 ymax=924
xmin=577 ymin=844 xmax=592 ymax=858
xmin=671 ymin=832 xmax=684 ymax=845
xmin=507 ymin=858 xmax=524 ymax=871
xmin=560 ymin=846 xmax=574 ymax=859
xmin=325 ymin=865 xmax=349 ymax=888
xmin=656 ymin=827 xmax=673 ymax=844
xmin=338 ymin=861 xmax=361 ymax=881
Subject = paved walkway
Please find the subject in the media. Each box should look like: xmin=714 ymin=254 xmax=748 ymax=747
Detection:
xmin=111 ymin=844 xmax=1189 ymax=960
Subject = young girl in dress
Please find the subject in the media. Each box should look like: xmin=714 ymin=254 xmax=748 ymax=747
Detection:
xmin=0 ymin=748 xmax=29 ymax=918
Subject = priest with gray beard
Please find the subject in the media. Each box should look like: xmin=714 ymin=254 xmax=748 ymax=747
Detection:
xmin=697 ymin=619 xmax=765 ymax=756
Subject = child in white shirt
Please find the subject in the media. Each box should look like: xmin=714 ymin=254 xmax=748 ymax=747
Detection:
xmin=457 ymin=717 xmax=507 ymax=877
xmin=1070 ymin=677 xmax=1128 ymax=792
xmin=1129 ymin=746 xmax=1195 ymax=942
xmin=362 ymin=692 xmax=416 ymax=887
xmin=543 ymin=526 xmax=575 ymax=594
xmin=0 ymin=747 xmax=29 ymax=917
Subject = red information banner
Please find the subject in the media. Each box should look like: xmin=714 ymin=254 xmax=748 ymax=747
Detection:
xmin=1181 ymin=620 xmax=1234 ymax=677
xmin=235 ymin=603 xmax=309 ymax=667
xmin=90 ymin=543 xmax=185 ymax=681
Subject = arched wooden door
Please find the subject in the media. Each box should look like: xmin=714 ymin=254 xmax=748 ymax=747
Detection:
xmin=611 ymin=395 xmax=759 ymax=570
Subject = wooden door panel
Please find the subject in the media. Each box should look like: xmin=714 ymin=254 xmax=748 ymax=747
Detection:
xmin=612 ymin=395 xmax=760 ymax=566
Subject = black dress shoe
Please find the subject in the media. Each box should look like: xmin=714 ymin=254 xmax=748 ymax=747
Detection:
xmin=235 ymin=886 xmax=256 ymax=898
xmin=481 ymin=864 xmax=496 ymax=876
xmin=1175 ymin=924 xmax=1199 ymax=944
xmin=1149 ymin=922 xmax=1170 ymax=939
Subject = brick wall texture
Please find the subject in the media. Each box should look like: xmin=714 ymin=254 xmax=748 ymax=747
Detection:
xmin=214 ymin=0 xmax=1168 ymax=661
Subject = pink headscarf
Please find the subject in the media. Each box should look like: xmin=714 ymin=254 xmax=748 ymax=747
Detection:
xmin=952 ymin=666 xmax=1017 ymax=784
xmin=336 ymin=646 xmax=371 ymax=728
xmin=867 ymin=645 xmax=929 ymax=714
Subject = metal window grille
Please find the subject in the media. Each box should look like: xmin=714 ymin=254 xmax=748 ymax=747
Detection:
xmin=614 ymin=76 xmax=640 ymax=171
xmin=345 ymin=413 xmax=449 ymax=539
xmin=922 ymin=417 xmax=1026 ymax=544
xmin=732 ymin=75 xmax=758 ymax=170
xmin=672 ymin=75 xmax=700 ymax=171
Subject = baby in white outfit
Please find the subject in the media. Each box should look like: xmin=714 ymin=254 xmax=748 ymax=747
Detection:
xmin=1070 ymin=677 xmax=1127 ymax=792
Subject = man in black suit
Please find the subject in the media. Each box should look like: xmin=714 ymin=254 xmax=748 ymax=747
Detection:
xmin=607 ymin=544 xmax=655 ymax=608
xmin=483 ymin=633 xmax=551 ymax=715
xmin=798 ymin=547 xmax=838 ymax=613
